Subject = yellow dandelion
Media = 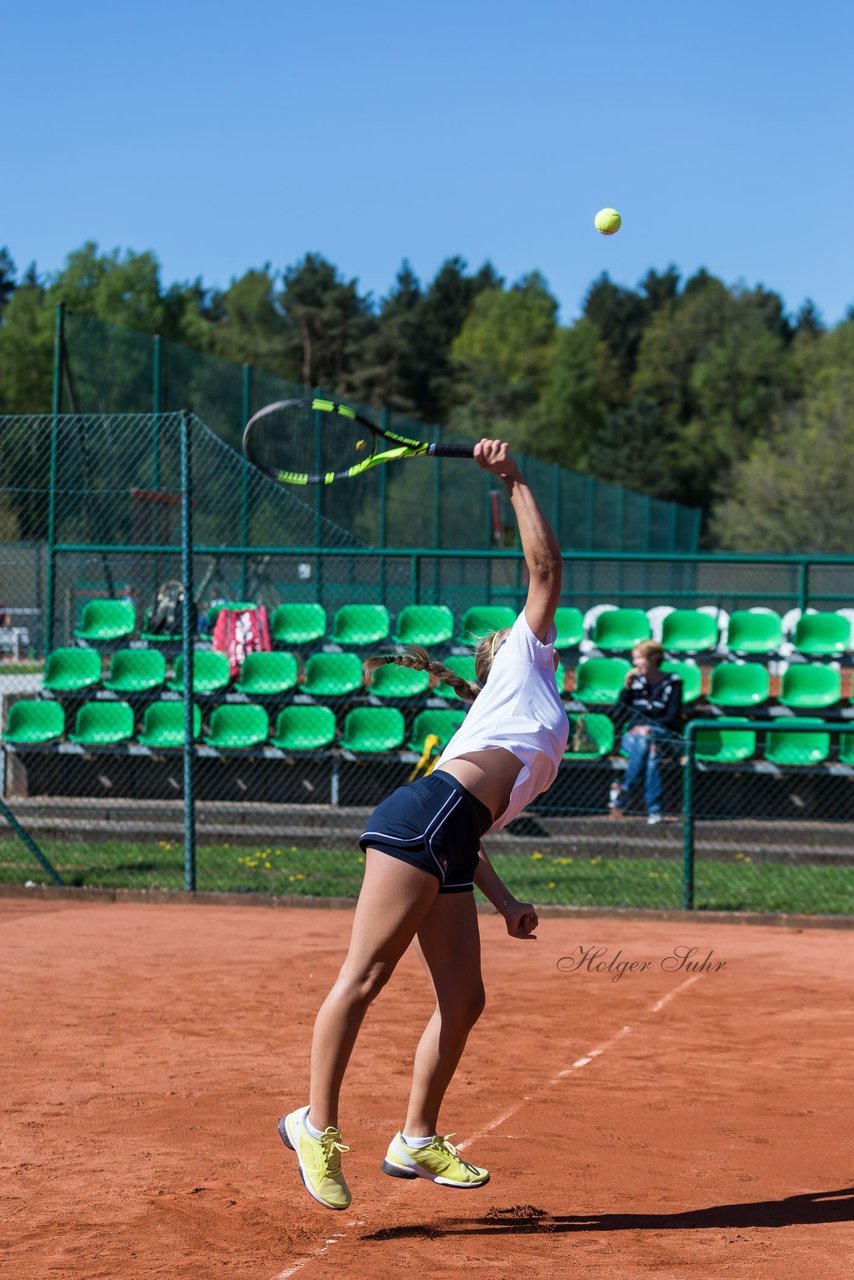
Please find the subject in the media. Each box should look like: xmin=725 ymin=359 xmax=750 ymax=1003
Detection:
xmin=531 ymin=852 xmax=543 ymax=861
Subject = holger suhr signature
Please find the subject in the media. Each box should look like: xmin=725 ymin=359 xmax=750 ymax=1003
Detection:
xmin=557 ymin=944 xmax=727 ymax=983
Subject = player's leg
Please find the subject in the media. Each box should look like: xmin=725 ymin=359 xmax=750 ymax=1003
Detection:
xmin=615 ymin=729 xmax=648 ymax=814
xmin=403 ymin=890 xmax=485 ymax=1136
xmin=644 ymin=739 xmax=664 ymax=820
xmin=381 ymin=890 xmax=490 ymax=1187
xmin=308 ymin=848 xmax=439 ymax=1130
xmin=281 ymin=848 xmax=438 ymax=1209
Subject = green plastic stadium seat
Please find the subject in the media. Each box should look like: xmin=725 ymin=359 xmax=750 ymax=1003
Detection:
xmin=168 ymin=650 xmax=231 ymax=695
xmin=792 ymin=612 xmax=852 ymax=658
xmin=43 ymin=647 xmax=102 ymax=693
xmin=661 ymin=609 xmax=719 ymax=655
xmin=74 ymin=598 xmax=137 ymax=643
xmin=661 ymin=659 xmax=702 ymax=705
xmin=340 ymin=706 xmax=405 ymax=753
xmin=302 ymin=652 xmax=363 ymax=698
xmin=330 ymin=604 xmax=391 ymax=647
xmin=137 ymin=701 xmax=202 ymax=748
xmin=367 ymin=662 xmax=430 ymax=699
xmin=838 ymin=730 xmax=854 ymax=766
xmin=564 ymin=713 xmax=615 ymax=759
xmin=554 ymin=661 xmax=566 ymax=695
xmin=270 ymin=603 xmax=327 ymax=647
xmin=69 ymin=700 xmax=134 ymax=746
xmin=392 ymin=605 xmax=454 ymax=647
xmin=434 ymin=655 xmax=477 ymax=700
xmin=3 ymin=700 xmax=65 ymax=744
xmin=708 ymin=663 xmax=770 ymax=709
xmin=103 ymin=648 xmax=167 ymax=695
xmin=271 ymin=705 xmax=337 ymax=751
xmin=234 ymin=651 xmax=299 ymax=697
xmin=553 ymin=607 xmax=585 ymax=650
xmin=725 ymin=610 xmax=784 ymax=656
xmin=779 ymin=663 xmax=842 ymax=710
xmin=764 ymin=718 xmax=830 ymax=766
xmin=694 ymin=721 xmax=757 ymax=764
xmin=407 ymin=708 xmax=467 ymax=752
xmin=456 ymin=606 xmax=516 ymax=646
xmin=204 ymin=703 xmax=270 ymax=749
xmin=573 ymin=657 xmax=633 ymax=704
xmin=590 ymin=608 xmax=651 ymax=653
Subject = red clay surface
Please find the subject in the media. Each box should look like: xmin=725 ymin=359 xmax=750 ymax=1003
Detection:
xmin=2 ymin=895 xmax=853 ymax=1280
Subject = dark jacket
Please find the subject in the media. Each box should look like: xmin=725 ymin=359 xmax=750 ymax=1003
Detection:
xmin=617 ymin=671 xmax=683 ymax=732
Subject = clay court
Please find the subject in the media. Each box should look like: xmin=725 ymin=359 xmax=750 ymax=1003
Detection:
xmin=2 ymin=893 xmax=852 ymax=1280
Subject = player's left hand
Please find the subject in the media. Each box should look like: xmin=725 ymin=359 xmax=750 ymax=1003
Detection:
xmin=474 ymin=438 xmax=522 ymax=481
xmin=501 ymin=898 xmax=539 ymax=940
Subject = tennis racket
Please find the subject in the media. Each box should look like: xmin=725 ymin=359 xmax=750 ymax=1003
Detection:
xmin=242 ymin=397 xmax=474 ymax=486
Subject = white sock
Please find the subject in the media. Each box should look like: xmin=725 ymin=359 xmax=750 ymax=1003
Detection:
xmin=401 ymin=1132 xmax=433 ymax=1148
xmin=304 ymin=1112 xmax=325 ymax=1139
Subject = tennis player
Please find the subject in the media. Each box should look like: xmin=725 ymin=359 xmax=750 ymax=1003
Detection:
xmin=280 ymin=438 xmax=568 ymax=1210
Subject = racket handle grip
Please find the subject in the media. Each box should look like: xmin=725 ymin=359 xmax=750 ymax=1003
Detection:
xmin=428 ymin=443 xmax=475 ymax=458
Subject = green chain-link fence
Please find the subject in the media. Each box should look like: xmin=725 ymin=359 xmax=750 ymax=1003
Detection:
xmin=61 ymin=308 xmax=702 ymax=554
xmin=1 ymin=409 xmax=853 ymax=915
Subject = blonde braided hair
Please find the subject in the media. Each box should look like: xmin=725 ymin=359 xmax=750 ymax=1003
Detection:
xmin=363 ymin=631 xmax=507 ymax=703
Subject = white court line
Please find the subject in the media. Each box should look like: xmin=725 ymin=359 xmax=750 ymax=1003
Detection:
xmin=267 ymin=973 xmax=699 ymax=1279
xmin=457 ymin=974 xmax=699 ymax=1150
xmin=269 ymin=1233 xmax=347 ymax=1280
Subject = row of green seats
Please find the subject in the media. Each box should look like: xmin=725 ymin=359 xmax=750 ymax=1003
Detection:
xmin=72 ymin=599 xmax=588 ymax=650
xmin=201 ymin=604 xmax=587 ymax=649
xmin=9 ymin=699 xmax=850 ymax=767
xmin=2 ymin=701 xmax=467 ymax=755
xmin=42 ymin=645 xmax=852 ymax=710
xmin=574 ymin=657 xmax=853 ymax=709
xmin=71 ymin=598 xmax=854 ymax=659
xmin=40 ymin=648 xmax=507 ymax=700
xmin=564 ymin=713 xmax=854 ymax=766
xmin=691 ymin=720 xmax=854 ymax=766
xmin=43 ymin=648 xmax=301 ymax=697
xmin=43 ymin=647 xmax=564 ymax=701
xmin=589 ymin=607 xmax=852 ymax=656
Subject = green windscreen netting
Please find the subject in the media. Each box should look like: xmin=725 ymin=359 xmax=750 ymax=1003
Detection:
xmin=62 ymin=312 xmax=701 ymax=554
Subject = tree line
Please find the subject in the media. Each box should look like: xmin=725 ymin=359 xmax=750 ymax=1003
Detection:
xmin=0 ymin=241 xmax=852 ymax=551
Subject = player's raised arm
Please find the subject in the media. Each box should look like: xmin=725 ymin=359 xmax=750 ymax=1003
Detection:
xmin=473 ymin=439 xmax=562 ymax=642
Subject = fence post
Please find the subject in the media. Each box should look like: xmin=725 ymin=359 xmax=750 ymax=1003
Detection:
xmin=432 ymin=423 xmax=442 ymax=551
xmin=45 ymin=301 xmax=65 ymax=653
xmin=240 ymin=364 xmax=253 ymax=599
xmin=681 ymin=723 xmax=696 ymax=910
xmin=798 ymin=558 xmax=809 ymax=612
xmin=180 ymin=410 xmax=196 ymax=892
xmin=378 ymin=409 xmax=389 ymax=602
xmin=152 ymin=334 xmax=162 ymax=488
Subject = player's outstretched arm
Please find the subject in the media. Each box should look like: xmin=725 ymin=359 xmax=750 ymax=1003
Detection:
xmin=474 ymin=844 xmax=539 ymax=940
xmin=473 ymin=439 xmax=561 ymax=642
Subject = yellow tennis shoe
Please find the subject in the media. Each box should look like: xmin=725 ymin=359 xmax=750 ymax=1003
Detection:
xmin=381 ymin=1132 xmax=490 ymax=1187
xmin=279 ymin=1106 xmax=352 ymax=1210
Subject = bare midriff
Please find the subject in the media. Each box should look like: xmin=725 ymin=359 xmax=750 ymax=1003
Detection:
xmin=436 ymin=748 xmax=523 ymax=828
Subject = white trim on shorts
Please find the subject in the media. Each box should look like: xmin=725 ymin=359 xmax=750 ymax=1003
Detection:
xmin=361 ymin=788 xmax=465 ymax=885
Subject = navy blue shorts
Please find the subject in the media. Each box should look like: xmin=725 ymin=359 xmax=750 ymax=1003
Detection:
xmin=359 ymin=770 xmax=492 ymax=894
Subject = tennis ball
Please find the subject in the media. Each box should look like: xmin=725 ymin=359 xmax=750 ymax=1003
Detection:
xmin=594 ymin=208 xmax=622 ymax=236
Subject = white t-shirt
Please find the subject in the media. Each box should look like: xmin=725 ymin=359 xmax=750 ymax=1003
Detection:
xmin=435 ymin=611 xmax=569 ymax=834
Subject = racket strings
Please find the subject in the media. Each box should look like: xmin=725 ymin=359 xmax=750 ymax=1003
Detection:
xmin=246 ymin=401 xmax=377 ymax=482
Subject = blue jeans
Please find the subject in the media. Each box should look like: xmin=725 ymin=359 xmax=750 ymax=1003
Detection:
xmin=618 ymin=728 xmax=665 ymax=816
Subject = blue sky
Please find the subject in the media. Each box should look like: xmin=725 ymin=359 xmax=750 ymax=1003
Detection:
xmin=5 ymin=0 xmax=853 ymax=324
